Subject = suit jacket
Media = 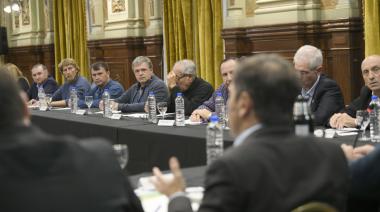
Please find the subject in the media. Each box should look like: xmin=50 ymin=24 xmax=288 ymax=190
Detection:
xmin=169 ymin=126 xmax=349 ymax=212
xmin=27 ymin=77 xmax=59 ymax=100
xmin=349 ymin=144 xmax=380 ymax=200
xmin=310 ymin=75 xmax=344 ymax=126
xmin=168 ymin=77 xmax=214 ymax=116
xmin=345 ymin=86 xmax=372 ymax=118
xmin=0 ymin=126 xmax=144 ymax=212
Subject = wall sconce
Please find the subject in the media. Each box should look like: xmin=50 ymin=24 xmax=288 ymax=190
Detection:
xmin=3 ymin=1 xmax=21 ymax=13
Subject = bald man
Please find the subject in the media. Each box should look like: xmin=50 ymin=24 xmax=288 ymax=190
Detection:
xmin=330 ymin=55 xmax=380 ymax=129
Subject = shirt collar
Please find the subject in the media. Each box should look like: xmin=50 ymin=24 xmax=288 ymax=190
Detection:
xmin=233 ymin=123 xmax=263 ymax=147
xmin=301 ymin=74 xmax=320 ymax=103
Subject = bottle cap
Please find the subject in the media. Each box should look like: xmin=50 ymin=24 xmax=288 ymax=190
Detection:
xmin=149 ymin=91 xmax=154 ymax=95
xmin=216 ymin=92 xmax=222 ymax=97
xmin=176 ymin=92 xmax=183 ymax=97
xmin=210 ymin=115 xmax=219 ymax=122
xmin=372 ymin=95 xmax=378 ymax=100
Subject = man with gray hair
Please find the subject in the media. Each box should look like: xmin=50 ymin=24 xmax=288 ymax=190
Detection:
xmin=113 ymin=56 xmax=168 ymax=113
xmin=166 ymin=59 xmax=213 ymax=115
xmin=294 ymin=45 xmax=344 ymax=126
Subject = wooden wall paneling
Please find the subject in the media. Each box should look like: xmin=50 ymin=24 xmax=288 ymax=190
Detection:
xmin=88 ymin=35 xmax=163 ymax=90
xmin=222 ymin=18 xmax=364 ymax=104
xmin=5 ymin=44 xmax=55 ymax=84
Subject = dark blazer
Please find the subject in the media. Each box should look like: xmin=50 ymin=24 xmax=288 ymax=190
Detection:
xmin=168 ymin=77 xmax=214 ymax=116
xmin=169 ymin=126 xmax=349 ymax=212
xmin=345 ymin=86 xmax=372 ymax=118
xmin=27 ymin=76 xmax=59 ymax=100
xmin=310 ymin=75 xmax=344 ymax=126
xmin=0 ymin=126 xmax=144 ymax=212
xmin=350 ymin=144 xmax=380 ymax=200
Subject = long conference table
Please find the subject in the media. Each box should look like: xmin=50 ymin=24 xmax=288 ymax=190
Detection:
xmin=30 ymin=109 xmax=369 ymax=175
xmin=30 ymin=109 xmax=234 ymax=175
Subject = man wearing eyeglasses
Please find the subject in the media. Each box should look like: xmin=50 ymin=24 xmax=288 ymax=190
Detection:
xmin=330 ymin=55 xmax=380 ymax=129
xmin=294 ymin=45 xmax=344 ymax=126
xmin=166 ymin=59 xmax=214 ymax=116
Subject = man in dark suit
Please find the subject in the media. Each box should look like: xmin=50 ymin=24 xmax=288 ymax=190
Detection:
xmin=0 ymin=70 xmax=143 ymax=212
xmin=294 ymin=45 xmax=344 ymax=126
xmin=152 ymin=54 xmax=349 ymax=212
xmin=341 ymin=144 xmax=380 ymax=211
xmin=27 ymin=63 xmax=58 ymax=102
xmin=330 ymin=55 xmax=380 ymax=129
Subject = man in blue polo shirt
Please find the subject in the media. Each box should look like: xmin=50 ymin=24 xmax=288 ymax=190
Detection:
xmin=51 ymin=58 xmax=91 ymax=107
xmin=79 ymin=62 xmax=124 ymax=108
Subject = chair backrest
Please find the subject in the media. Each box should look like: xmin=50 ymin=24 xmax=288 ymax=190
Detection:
xmin=291 ymin=202 xmax=338 ymax=212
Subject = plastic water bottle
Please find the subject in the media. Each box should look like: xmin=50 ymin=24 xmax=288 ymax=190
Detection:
xmin=102 ymin=89 xmax=112 ymax=118
xmin=38 ymin=86 xmax=47 ymax=111
xmin=148 ymin=91 xmax=157 ymax=123
xmin=206 ymin=115 xmax=223 ymax=164
xmin=69 ymin=88 xmax=78 ymax=113
xmin=175 ymin=92 xmax=185 ymax=126
xmin=215 ymin=92 xmax=225 ymax=128
xmin=369 ymin=95 xmax=380 ymax=142
xmin=293 ymin=95 xmax=314 ymax=136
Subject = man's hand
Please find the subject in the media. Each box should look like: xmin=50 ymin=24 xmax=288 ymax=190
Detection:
xmin=167 ymin=71 xmax=177 ymax=90
xmin=329 ymin=113 xmax=356 ymax=129
xmin=341 ymin=144 xmax=375 ymax=161
xmin=190 ymin=109 xmax=212 ymax=122
xmin=152 ymin=157 xmax=186 ymax=197
xmin=28 ymin=99 xmax=38 ymax=106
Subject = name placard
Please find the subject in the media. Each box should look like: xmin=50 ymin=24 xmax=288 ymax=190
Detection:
xmin=157 ymin=120 xmax=175 ymax=126
xmin=110 ymin=114 xmax=122 ymax=120
xmin=75 ymin=110 xmax=86 ymax=115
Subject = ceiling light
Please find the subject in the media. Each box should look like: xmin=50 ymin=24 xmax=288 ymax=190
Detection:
xmin=11 ymin=3 xmax=20 ymax=12
xmin=3 ymin=5 xmax=11 ymax=13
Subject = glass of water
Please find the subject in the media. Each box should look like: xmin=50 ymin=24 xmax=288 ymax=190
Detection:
xmin=112 ymin=144 xmax=129 ymax=169
xmin=157 ymin=102 xmax=167 ymax=120
xmin=356 ymin=110 xmax=371 ymax=141
xmin=85 ymin=96 xmax=93 ymax=114
xmin=45 ymin=94 xmax=52 ymax=110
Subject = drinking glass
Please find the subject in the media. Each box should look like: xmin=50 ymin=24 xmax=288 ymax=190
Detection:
xmin=356 ymin=110 xmax=371 ymax=141
xmin=85 ymin=96 xmax=93 ymax=114
xmin=157 ymin=102 xmax=167 ymax=120
xmin=45 ymin=94 xmax=52 ymax=110
xmin=113 ymin=144 xmax=129 ymax=169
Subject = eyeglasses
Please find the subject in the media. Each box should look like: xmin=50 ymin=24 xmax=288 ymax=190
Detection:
xmin=175 ymin=73 xmax=188 ymax=81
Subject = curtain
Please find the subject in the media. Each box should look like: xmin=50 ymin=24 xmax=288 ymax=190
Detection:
xmin=364 ymin=0 xmax=380 ymax=56
xmin=53 ymin=0 xmax=89 ymax=84
xmin=194 ymin=0 xmax=223 ymax=87
xmin=163 ymin=0 xmax=194 ymax=71
xmin=163 ymin=0 xmax=223 ymax=88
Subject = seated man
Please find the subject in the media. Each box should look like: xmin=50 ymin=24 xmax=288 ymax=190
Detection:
xmin=27 ymin=63 xmax=58 ymax=102
xmin=294 ymin=45 xmax=344 ymax=126
xmin=51 ymin=58 xmax=91 ymax=107
xmin=167 ymin=59 xmax=213 ymax=116
xmin=111 ymin=56 xmax=168 ymax=113
xmin=0 ymin=70 xmax=143 ymax=212
xmin=153 ymin=54 xmax=349 ymax=212
xmin=190 ymin=58 xmax=237 ymax=122
xmin=330 ymin=55 xmax=380 ymax=128
xmin=80 ymin=61 xmax=124 ymax=108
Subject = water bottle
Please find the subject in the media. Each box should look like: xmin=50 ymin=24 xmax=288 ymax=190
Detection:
xmin=175 ymin=92 xmax=185 ymax=126
xmin=38 ymin=86 xmax=47 ymax=111
xmin=148 ymin=91 xmax=157 ymax=123
xmin=206 ymin=115 xmax=223 ymax=164
xmin=69 ymin=88 xmax=78 ymax=113
xmin=293 ymin=95 xmax=314 ymax=136
xmin=369 ymin=95 xmax=380 ymax=142
xmin=102 ymin=89 xmax=112 ymax=118
xmin=215 ymin=92 xmax=225 ymax=128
